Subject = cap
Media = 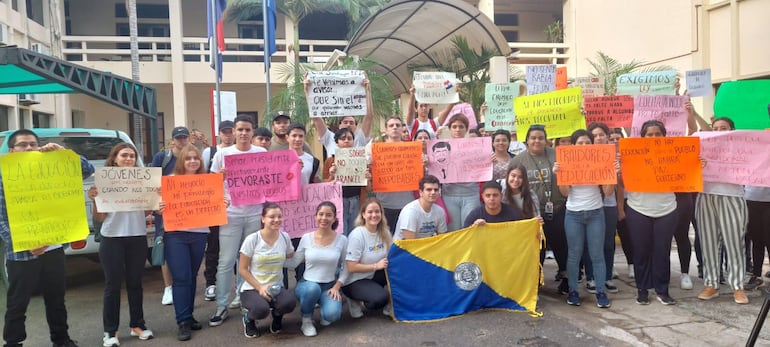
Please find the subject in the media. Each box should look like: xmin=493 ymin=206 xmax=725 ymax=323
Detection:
xmin=218 ymin=120 xmax=234 ymax=131
xmin=271 ymin=111 xmax=290 ymax=122
xmin=171 ymin=126 xmax=190 ymax=138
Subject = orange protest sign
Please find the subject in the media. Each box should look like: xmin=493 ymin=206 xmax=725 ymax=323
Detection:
xmin=555 ymin=144 xmax=617 ymax=185
xmin=161 ymin=173 xmax=227 ymax=230
xmin=372 ymin=141 xmax=423 ymax=192
xmin=556 ymin=67 xmax=568 ymax=90
xmin=583 ymin=95 xmax=634 ymax=128
xmin=619 ymin=137 xmax=702 ymax=192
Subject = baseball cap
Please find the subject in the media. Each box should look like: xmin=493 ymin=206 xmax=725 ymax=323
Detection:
xmin=271 ymin=111 xmax=290 ymax=122
xmin=218 ymin=120 xmax=235 ymax=131
xmin=171 ymin=126 xmax=190 ymax=138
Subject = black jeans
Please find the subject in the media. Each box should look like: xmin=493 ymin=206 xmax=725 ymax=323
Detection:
xmin=99 ymin=236 xmax=147 ymax=334
xmin=627 ymin=206 xmax=678 ymax=294
xmin=541 ymin=207 xmax=567 ymax=273
xmin=674 ymin=193 xmax=696 ymax=274
xmin=204 ymin=226 xmax=220 ymax=287
xmin=748 ymin=200 xmax=770 ymax=277
xmin=384 ymin=208 xmax=402 ymax=236
xmin=341 ymin=270 xmax=389 ymax=310
xmin=241 ymin=288 xmax=296 ymax=320
xmin=3 ymin=248 xmax=71 ymax=346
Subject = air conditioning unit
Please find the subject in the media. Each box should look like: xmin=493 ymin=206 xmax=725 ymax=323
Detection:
xmin=0 ymin=23 xmax=9 ymax=46
xmin=30 ymin=42 xmax=50 ymax=55
xmin=18 ymin=94 xmax=40 ymax=106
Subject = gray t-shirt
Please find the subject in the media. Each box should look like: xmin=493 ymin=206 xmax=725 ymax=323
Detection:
xmin=288 ymin=232 xmax=347 ymax=283
xmin=339 ymin=226 xmax=389 ymax=285
xmin=394 ymin=199 xmax=447 ymax=240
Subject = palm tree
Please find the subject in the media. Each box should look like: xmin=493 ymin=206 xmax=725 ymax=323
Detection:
xmin=586 ymin=51 xmax=677 ymax=95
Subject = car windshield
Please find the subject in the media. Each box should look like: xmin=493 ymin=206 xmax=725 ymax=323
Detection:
xmin=38 ymin=136 xmax=124 ymax=163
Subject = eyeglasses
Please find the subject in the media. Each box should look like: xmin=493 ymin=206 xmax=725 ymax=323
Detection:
xmin=13 ymin=141 xmax=38 ymax=149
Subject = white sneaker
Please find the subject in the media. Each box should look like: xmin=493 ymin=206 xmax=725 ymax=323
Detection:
xmin=228 ymin=294 xmax=241 ymax=309
xmin=346 ymin=296 xmax=363 ymax=318
xmin=320 ymin=318 xmax=331 ymax=326
xmin=129 ymin=327 xmax=154 ymax=340
xmin=545 ymin=250 xmax=555 ymax=259
xmin=628 ymin=264 xmax=635 ymax=279
xmin=161 ymin=286 xmax=173 ymax=305
xmin=382 ymin=303 xmax=392 ymax=317
xmin=301 ymin=317 xmax=317 ymax=337
xmin=681 ymin=273 xmax=693 ymax=290
xmin=103 ymin=333 xmax=119 ymax=347
xmin=204 ymin=285 xmax=216 ymax=301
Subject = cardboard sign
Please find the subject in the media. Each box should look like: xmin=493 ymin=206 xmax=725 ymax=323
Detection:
xmin=583 ymin=95 xmax=634 ymax=128
xmin=526 ymin=65 xmax=557 ymax=95
xmin=713 ymin=80 xmax=770 ymax=130
xmin=224 ymin=150 xmax=301 ymax=206
xmin=514 ymin=87 xmax=585 ymax=142
xmin=334 ymin=147 xmax=367 ymax=186
xmin=616 ymin=70 xmax=677 ymax=96
xmin=572 ymin=76 xmax=605 ymax=97
xmin=162 ymin=173 xmax=227 ymax=230
xmin=413 ymin=71 xmax=459 ymax=104
xmin=371 ymin=141 xmax=423 ymax=192
xmin=1 ymin=150 xmax=88 ymax=252
xmin=426 ymin=137 xmax=493 ymax=184
xmin=685 ymin=69 xmax=712 ymax=97
xmin=93 ymin=167 xmax=161 ymax=212
xmin=442 ymin=103 xmax=478 ymax=130
xmin=619 ymin=137 xmax=702 ymax=192
xmin=555 ymin=67 xmax=568 ymax=90
xmin=630 ymin=95 xmax=688 ymax=137
xmin=306 ymin=70 xmax=367 ymax=118
xmin=696 ymin=130 xmax=770 ymax=187
xmin=279 ymin=182 xmax=343 ymax=239
xmin=555 ymin=145 xmax=617 ymax=185
xmin=484 ymin=83 xmax=519 ymax=131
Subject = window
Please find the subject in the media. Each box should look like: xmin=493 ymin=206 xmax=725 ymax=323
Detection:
xmin=299 ymin=13 xmax=348 ymax=40
xmin=115 ymin=4 xmax=169 ymax=19
xmin=494 ymin=13 xmax=519 ymax=26
xmin=236 ymin=23 xmax=262 ymax=62
xmin=502 ymin=31 xmax=519 ymax=42
xmin=0 ymin=106 xmax=9 ymax=132
xmin=26 ymin=0 xmax=44 ymax=25
xmin=129 ymin=112 xmax=164 ymax=163
xmin=116 ymin=23 xmax=170 ymax=51
xmin=32 ymin=111 xmax=51 ymax=128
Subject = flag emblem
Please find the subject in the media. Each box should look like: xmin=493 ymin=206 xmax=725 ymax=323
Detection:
xmin=454 ymin=262 xmax=482 ymax=291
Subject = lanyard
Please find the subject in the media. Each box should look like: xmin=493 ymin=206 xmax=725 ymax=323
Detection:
xmin=528 ymin=151 xmax=553 ymax=202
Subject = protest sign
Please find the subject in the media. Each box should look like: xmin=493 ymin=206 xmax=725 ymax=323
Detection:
xmin=162 ymin=173 xmax=227 ymax=230
xmin=583 ymin=95 xmax=634 ymax=128
xmin=572 ymin=76 xmax=605 ymax=97
xmin=93 ymin=167 xmax=161 ymax=212
xmin=526 ymin=65 xmax=556 ymax=95
xmin=556 ymin=67 xmax=568 ymax=90
xmin=306 ymin=70 xmax=367 ymax=118
xmin=280 ymin=182 xmax=343 ymax=239
xmin=555 ymin=145 xmax=617 ymax=185
xmin=334 ymin=147 xmax=367 ymax=186
xmin=616 ymin=70 xmax=677 ymax=96
xmin=514 ymin=87 xmax=585 ymax=142
xmin=1 ymin=150 xmax=88 ymax=252
xmin=713 ymin=80 xmax=770 ymax=130
xmin=485 ymin=83 xmax=519 ymax=131
xmin=630 ymin=95 xmax=688 ymax=137
xmin=685 ymin=69 xmax=712 ymax=97
xmin=696 ymin=131 xmax=770 ymax=187
xmin=371 ymin=141 xmax=423 ymax=192
xmin=426 ymin=137 xmax=492 ymax=184
xmin=619 ymin=137 xmax=702 ymax=192
xmin=225 ymin=150 xmax=301 ymax=206
xmin=413 ymin=71 xmax=459 ymax=104
xmin=442 ymin=103 xmax=478 ymax=130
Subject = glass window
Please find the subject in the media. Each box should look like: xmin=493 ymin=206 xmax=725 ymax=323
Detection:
xmin=115 ymin=4 xmax=169 ymax=19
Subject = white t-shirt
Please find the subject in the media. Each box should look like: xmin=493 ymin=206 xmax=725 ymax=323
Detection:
xmin=702 ymin=182 xmax=744 ymax=197
xmin=394 ymin=199 xmax=448 ymax=240
xmin=239 ymin=230 xmax=293 ymax=291
xmin=339 ymin=226 xmax=389 ymax=285
xmin=626 ymin=192 xmax=677 ymax=218
xmin=299 ymin=152 xmax=319 ymax=184
xmin=202 ymin=144 xmax=233 ymax=173
xmin=320 ymin=127 xmax=368 ymax=156
xmin=410 ymin=119 xmax=436 ymax=139
xmin=508 ymin=141 xmax=527 ymax=155
xmin=210 ymin=145 xmax=267 ymax=217
xmin=745 ymin=186 xmax=770 ymax=202
xmin=288 ymin=232 xmax=347 ymax=283
xmin=100 ymin=211 xmax=147 ymax=237
xmin=565 ymin=185 xmax=604 ymax=211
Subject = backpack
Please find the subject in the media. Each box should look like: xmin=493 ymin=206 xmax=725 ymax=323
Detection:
xmin=410 ymin=118 xmax=437 ymax=140
xmin=310 ymin=157 xmax=320 ymax=183
xmin=161 ymin=149 xmax=173 ymax=171
xmin=207 ymin=145 xmax=218 ymax=172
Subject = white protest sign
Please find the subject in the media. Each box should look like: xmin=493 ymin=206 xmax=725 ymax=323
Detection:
xmin=94 ymin=167 xmax=162 ymax=212
xmin=334 ymin=147 xmax=367 ymax=186
xmin=307 ymin=70 xmax=367 ymax=118
xmin=526 ymin=65 xmax=556 ymax=95
xmin=413 ymin=71 xmax=460 ymax=104
xmin=572 ymin=77 xmax=605 ymax=98
xmin=685 ymin=69 xmax=712 ymax=97
xmin=211 ymin=90 xmax=237 ymax=122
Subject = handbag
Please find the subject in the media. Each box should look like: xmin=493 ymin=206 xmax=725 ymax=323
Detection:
xmin=150 ymin=234 xmax=164 ymax=266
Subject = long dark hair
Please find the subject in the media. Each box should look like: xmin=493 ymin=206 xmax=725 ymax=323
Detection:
xmin=504 ymin=164 xmax=536 ymax=218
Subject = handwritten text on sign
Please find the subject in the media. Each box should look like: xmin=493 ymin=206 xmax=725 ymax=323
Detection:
xmin=696 ymin=130 xmax=770 ymax=187
xmin=555 ymin=145 xmax=617 ymax=185
xmin=630 ymin=95 xmax=688 ymax=137
xmin=616 ymin=70 xmax=677 ymax=96
xmin=413 ymin=71 xmax=459 ymax=104
xmin=583 ymin=95 xmax=634 ymax=128
xmin=281 ymin=182 xmax=343 ymax=239
xmin=685 ymin=69 xmax=712 ymax=97
xmin=162 ymin=173 xmax=227 ymax=230
xmin=1 ymin=150 xmax=88 ymax=252
xmin=371 ymin=141 xmax=423 ymax=193
xmin=307 ymin=70 xmax=367 ymax=118
xmin=334 ymin=147 xmax=367 ymax=186
xmin=619 ymin=137 xmax=702 ymax=192
xmin=426 ymin=137 xmax=492 ymax=184
xmin=526 ymin=65 xmax=556 ymax=95
xmin=572 ymin=76 xmax=605 ymax=97
xmin=225 ymin=150 xmax=301 ymax=206
xmin=94 ymin=167 xmax=161 ymax=212
xmin=514 ymin=87 xmax=585 ymax=142
xmin=484 ymin=83 xmax=519 ymax=131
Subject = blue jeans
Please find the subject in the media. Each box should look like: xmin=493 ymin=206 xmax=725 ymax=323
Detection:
xmin=443 ymin=194 xmax=480 ymax=232
xmin=294 ymin=280 xmax=342 ymax=323
xmin=565 ymin=208 xmax=606 ymax=293
xmin=585 ymin=206 xmax=618 ymax=282
xmin=343 ymin=195 xmax=360 ymax=236
xmin=165 ymin=232 xmax=208 ymax=324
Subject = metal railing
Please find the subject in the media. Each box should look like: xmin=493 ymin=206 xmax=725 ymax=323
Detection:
xmin=508 ymin=42 xmax=569 ymax=64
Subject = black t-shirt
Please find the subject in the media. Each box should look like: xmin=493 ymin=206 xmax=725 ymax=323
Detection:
xmin=462 ymin=203 xmax=524 ymax=228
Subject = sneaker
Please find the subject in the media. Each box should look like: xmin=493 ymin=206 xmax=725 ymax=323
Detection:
xmin=320 ymin=318 xmax=332 ymax=326
xmin=612 ymin=268 xmax=619 ymax=279
xmin=554 ymin=271 xmax=564 ymax=281
xmin=545 ymin=250 xmax=555 ymax=259
xmin=557 ymin=278 xmax=569 ymax=295
xmin=209 ymin=307 xmax=229 ymax=327
xmin=300 ymin=317 xmax=317 ymax=337
xmin=204 ymin=285 xmax=216 ymax=301
xmin=698 ymin=286 xmax=719 ymax=300
xmin=347 ymin=297 xmax=363 ymax=318
xmin=177 ymin=322 xmax=191 ymax=342
xmin=628 ymin=264 xmax=635 ymax=279
xmin=605 ymin=280 xmax=619 ymax=294
xmin=269 ymin=312 xmax=283 ymax=334
xmin=596 ymin=292 xmax=611 ymax=308
xmin=228 ymin=294 xmax=241 ymax=309
xmin=102 ymin=333 xmax=119 ymax=347
xmin=129 ymin=326 xmax=154 ymax=340
xmin=382 ymin=303 xmax=392 ymax=317
xmin=585 ymin=280 xmax=597 ymax=294
xmin=189 ymin=318 xmax=202 ymax=331
xmin=734 ymin=290 xmax=749 ymax=304
xmin=636 ymin=289 xmax=650 ymax=305
xmin=566 ymin=291 xmax=581 ymax=306
xmin=242 ymin=314 xmax=259 ymax=338
xmin=680 ymin=274 xmax=693 ymax=290
xmin=162 ymin=286 xmax=173 ymax=305
xmin=656 ymin=293 xmax=677 ymax=305
xmin=745 ymin=276 xmax=764 ymax=290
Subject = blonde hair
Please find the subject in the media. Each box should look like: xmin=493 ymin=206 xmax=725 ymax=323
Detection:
xmin=355 ymin=198 xmax=392 ymax=248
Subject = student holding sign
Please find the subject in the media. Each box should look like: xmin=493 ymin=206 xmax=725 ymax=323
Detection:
xmin=441 ymin=113 xmax=482 ymax=231
xmin=491 ymin=129 xmax=516 ymax=181
xmin=373 ymin=116 xmax=418 ymax=235
xmin=326 ymin=128 xmax=368 ymax=236
xmin=406 ymin=85 xmax=457 ymax=140
xmin=306 ymin=77 xmax=374 ymax=157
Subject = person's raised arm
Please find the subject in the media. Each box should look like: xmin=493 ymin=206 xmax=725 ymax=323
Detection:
xmin=360 ymin=77 xmax=374 ymax=139
xmin=436 ymin=102 xmax=455 ymax=126
xmin=405 ymin=85 xmax=416 ymax=126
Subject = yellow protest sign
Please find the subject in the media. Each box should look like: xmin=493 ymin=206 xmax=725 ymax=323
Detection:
xmin=1 ymin=150 xmax=88 ymax=252
xmin=514 ymin=87 xmax=586 ymax=142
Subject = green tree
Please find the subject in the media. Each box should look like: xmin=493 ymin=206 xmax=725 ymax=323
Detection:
xmin=586 ymin=51 xmax=677 ymax=95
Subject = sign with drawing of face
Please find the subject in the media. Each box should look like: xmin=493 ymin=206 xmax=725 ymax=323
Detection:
xmin=426 ymin=137 xmax=492 ymax=184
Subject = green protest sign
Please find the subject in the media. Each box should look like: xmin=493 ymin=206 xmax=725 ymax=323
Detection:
xmin=713 ymin=80 xmax=770 ymax=130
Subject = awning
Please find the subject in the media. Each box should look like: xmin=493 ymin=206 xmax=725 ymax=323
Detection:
xmin=346 ymin=0 xmax=511 ymax=95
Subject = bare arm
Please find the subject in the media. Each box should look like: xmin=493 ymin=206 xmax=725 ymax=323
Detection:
xmin=405 ymin=85 xmax=416 ymax=126
xmin=360 ymin=78 xmax=374 ymax=139
xmin=401 ymin=229 xmax=417 ymax=240
xmin=346 ymin=258 xmax=388 ymax=274
xmin=436 ymin=103 xmax=455 ymax=125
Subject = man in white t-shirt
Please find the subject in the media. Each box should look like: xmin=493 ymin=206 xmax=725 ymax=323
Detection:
xmin=394 ymin=175 xmax=447 ymax=240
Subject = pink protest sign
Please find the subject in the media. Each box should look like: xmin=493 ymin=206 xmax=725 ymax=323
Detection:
xmin=630 ymin=95 xmax=689 ymax=137
xmin=278 ymin=182 xmax=343 ymax=239
xmin=426 ymin=137 xmax=492 ymax=184
xmin=224 ymin=150 xmax=301 ymax=206
xmin=696 ymin=130 xmax=770 ymax=187
xmin=442 ymin=103 xmax=478 ymax=130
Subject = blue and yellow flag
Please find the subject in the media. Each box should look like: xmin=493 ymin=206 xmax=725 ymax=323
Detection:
xmin=386 ymin=219 xmax=541 ymax=322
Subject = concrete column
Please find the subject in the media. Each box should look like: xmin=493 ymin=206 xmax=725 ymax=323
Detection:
xmin=478 ymin=0 xmax=494 ymax=21
xmin=729 ymin=0 xmax=739 ymax=79
xmin=168 ymin=0 xmax=187 ymax=127
xmin=489 ymin=56 xmax=508 ymax=83
xmin=562 ymin=0 xmax=578 ymax=75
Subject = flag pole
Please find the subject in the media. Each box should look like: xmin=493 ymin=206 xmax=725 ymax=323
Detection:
xmin=263 ymin=0 xmax=271 ymax=118
xmin=210 ymin=0 xmax=222 ymax=131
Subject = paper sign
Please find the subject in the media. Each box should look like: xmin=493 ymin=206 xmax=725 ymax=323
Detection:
xmin=93 ymin=167 xmax=161 ymax=212
xmin=162 ymin=173 xmax=227 ymax=230
xmin=555 ymin=145 xmax=617 ymax=185
xmin=685 ymin=69 xmax=712 ymax=97
xmin=413 ymin=71 xmax=459 ymax=104
xmin=485 ymin=83 xmax=519 ymax=131
xmin=225 ymin=150 xmax=301 ymax=206
xmin=556 ymin=67 xmax=568 ymax=90
xmin=426 ymin=137 xmax=492 ymax=184
xmin=211 ymin=90 xmax=237 ymax=122
xmin=371 ymin=141 xmax=423 ymax=192
xmin=280 ymin=182 xmax=343 ymax=239
xmin=619 ymin=137 xmax=702 ymax=192
xmin=713 ymin=80 xmax=770 ymax=130
xmin=616 ymin=70 xmax=677 ymax=96
xmin=306 ymin=70 xmax=367 ymax=118
xmin=514 ymin=87 xmax=586 ymax=142
xmin=1 ymin=150 xmax=88 ymax=252
xmin=334 ymin=147 xmax=367 ymax=186
xmin=583 ymin=95 xmax=634 ymax=128
xmin=696 ymin=130 xmax=770 ymax=187
xmin=572 ymin=76 xmax=605 ymax=97
xmin=442 ymin=103 xmax=478 ymax=130
xmin=526 ymin=65 xmax=557 ymax=95
xmin=630 ymin=95 xmax=688 ymax=137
